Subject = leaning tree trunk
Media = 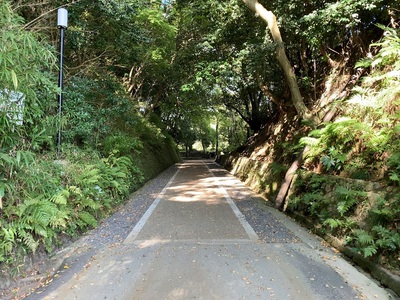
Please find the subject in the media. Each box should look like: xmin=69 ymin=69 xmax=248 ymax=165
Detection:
xmin=275 ymin=69 xmax=366 ymax=210
xmin=241 ymin=0 xmax=316 ymax=123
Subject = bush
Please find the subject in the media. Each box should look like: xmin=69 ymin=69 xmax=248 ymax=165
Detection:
xmin=0 ymin=146 xmax=144 ymax=268
xmin=103 ymin=132 xmax=143 ymax=157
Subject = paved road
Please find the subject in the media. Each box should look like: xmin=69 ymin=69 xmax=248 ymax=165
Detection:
xmin=33 ymin=160 xmax=393 ymax=299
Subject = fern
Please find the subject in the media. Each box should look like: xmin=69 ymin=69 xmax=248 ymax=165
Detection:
xmin=78 ymin=211 xmax=98 ymax=228
xmin=78 ymin=197 xmax=102 ymax=210
xmin=0 ymin=227 xmax=15 ymax=260
xmin=49 ymin=210 xmax=69 ymax=229
xmin=334 ymin=186 xmax=366 ymax=216
xmin=17 ymin=228 xmax=39 ymax=253
xmin=389 ymin=172 xmax=400 ymax=184
xmin=350 ymin=229 xmax=378 ymax=258
xmin=361 ymin=245 xmax=378 ymax=258
xmin=77 ymin=166 xmax=102 ymax=186
xmin=308 ymin=174 xmax=328 ymax=190
xmin=370 ymin=196 xmax=400 ymax=225
xmin=353 ymin=229 xmax=375 ymax=245
xmin=323 ymin=218 xmax=344 ymax=229
xmin=373 ymin=225 xmax=400 ymax=252
xmin=337 ymin=199 xmax=358 ymax=216
xmin=50 ymin=189 xmax=69 ymax=205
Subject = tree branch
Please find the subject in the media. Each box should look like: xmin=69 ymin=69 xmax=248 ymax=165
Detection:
xmin=241 ymin=0 xmax=318 ymax=124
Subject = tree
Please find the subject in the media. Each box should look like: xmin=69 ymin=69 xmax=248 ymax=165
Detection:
xmin=172 ymin=1 xmax=282 ymax=132
xmin=125 ymin=4 xmax=177 ymax=111
xmin=241 ymin=0 xmax=315 ymax=123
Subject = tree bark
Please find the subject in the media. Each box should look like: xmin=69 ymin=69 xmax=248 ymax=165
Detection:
xmin=241 ymin=0 xmax=316 ymax=123
xmin=275 ymin=68 xmax=366 ymax=210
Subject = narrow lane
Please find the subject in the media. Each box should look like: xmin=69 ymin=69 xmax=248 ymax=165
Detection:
xmin=35 ymin=160 xmax=393 ymax=299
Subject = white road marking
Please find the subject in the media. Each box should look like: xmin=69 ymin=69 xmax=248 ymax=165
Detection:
xmin=205 ymin=161 xmax=259 ymax=241
xmin=123 ymin=164 xmax=181 ymax=244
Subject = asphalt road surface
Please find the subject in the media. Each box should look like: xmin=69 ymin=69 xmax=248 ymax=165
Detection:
xmin=30 ymin=160 xmax=394 ymax=299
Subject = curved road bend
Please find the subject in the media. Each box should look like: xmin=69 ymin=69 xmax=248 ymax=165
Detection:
xmin=32 ymin=160 xmax=394 ymax=299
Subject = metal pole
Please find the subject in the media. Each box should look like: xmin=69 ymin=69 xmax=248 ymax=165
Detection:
xmin=57 ymin=6 xmax=67 ymax=159
xmin=57 ymin=26 xmax=65 ymax=159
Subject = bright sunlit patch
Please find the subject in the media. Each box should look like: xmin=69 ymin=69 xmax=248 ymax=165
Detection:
xmin=167 ymin=185 xmax=190 ymax=190
xmin=347 ymin=94 xmax=378 ymax=108
xmin=138 ymin=238 xmax=171 ymax=248
xmin=170 ymin=195 xmax=201 ymax=202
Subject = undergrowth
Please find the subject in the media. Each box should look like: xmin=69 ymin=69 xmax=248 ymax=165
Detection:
xmin=289 ymin=25 xmax=400 ymax=271
xmin=0 ymin=146 xmax=144 ymax=274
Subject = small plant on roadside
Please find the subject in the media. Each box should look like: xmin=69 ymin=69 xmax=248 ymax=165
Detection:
xmin=334 ymin=185 xmax=367 ymax=216
xmin=348 ymin=229 xmax=378 ymax=257
xmin=289 ymin=172 xmax=330 ymax=218
xmin=347 ymin=226 xmax=400 ymax=260
xmin=321 ymin=147 xmax=347 ymax=173
xmin=323 ymin=217 xmax=357 ymax=232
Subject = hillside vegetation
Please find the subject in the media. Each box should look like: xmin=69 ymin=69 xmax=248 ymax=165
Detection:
xmin=221 ymin=17 xmax=400 ymax=283
xmin=0 ymin=0 xmax=180 ymax=276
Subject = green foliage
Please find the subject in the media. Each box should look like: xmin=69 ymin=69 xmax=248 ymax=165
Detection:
xmin=299 ymin=0 xmax=386 ymax=47
xmin=0 ymin=156 xmax=67 ymax=260
xmin=324 ymin=218 xmax=354 ymax=230
xmin=334 ymin=186 xmax=366 ymax=216
xmin=301 ymin=24 xmax=400 ymax=181
xmin=290 ymin=173 xmax=368 ymax=232
xmin=0 ymin=1 xmax=57 ymax=151
xmin=388 ymin=153 xmax=400 ymax=186
xmin=321 ymin=147 xmax=347 ymax=172
xmin=0 ymin=148 xmax=145 ymax=266
xmin=0 ymin=0 xmax=178 ymax=276
xmin=289 ymin=173 xmax=329 ymax=217
xmin=348 ymin=227 xmax=400 ymax=258
xmin=349 ymin=229 xmax=377 ymax=257
xmin=301 ymin=118 xmax=368 ymax=170
xmin=373 ymin=225 xmax=400 ymax=252
xmin=346 ymin=25 xmax=400 ymax=183
xmin=104 ymin=133 xmax=143 ymax=157
xmin=370 ymin=195 xmax=400 ymax=226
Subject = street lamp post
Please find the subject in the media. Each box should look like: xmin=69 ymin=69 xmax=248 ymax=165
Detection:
xmin=57 ymin=8 xmax=68 ymax=159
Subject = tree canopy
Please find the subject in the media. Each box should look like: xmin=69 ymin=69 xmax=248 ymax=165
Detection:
xmin=6 ymin=0 xmax=396 ymax=153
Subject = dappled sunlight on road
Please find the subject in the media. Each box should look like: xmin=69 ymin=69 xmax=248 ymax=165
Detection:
xmin=166 ymin=186 xmax=222 ymax=205
xmin=166 ymin=185 xmax=190 ymax=190
xmin=170 ymin=191 xmax=213 ymax=203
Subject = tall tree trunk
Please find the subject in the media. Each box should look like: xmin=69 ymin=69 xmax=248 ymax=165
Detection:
xmin=241 ymin=0 xmax=317 ymax=124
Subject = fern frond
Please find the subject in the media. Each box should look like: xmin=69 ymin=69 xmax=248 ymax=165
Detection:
xmin=355 ymin=57 xmax=372 ymax=69
xmin=362 ymin=245 xmax=378 ymax=257
xmin=78 ymin=197 xmax=102 ymax=210
xmin=353 ymin=229 xmax=374 ymax=245
xmin=337 ymin=199 xmax=358 ymax=216
xmin=50 ymin=189 xmax=69 ymax=205
xmin=323 ymin=218 xmax=343 ymax=229
xmin=0 ymin=227 xmax=15 ymax=255
xmin=78 ymin=211 xmax=98 ymax=228
xmin=17 ymin=229 xmax=39 ymax=252
xmin=49 ymin=210 xmax=69 ymax=229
